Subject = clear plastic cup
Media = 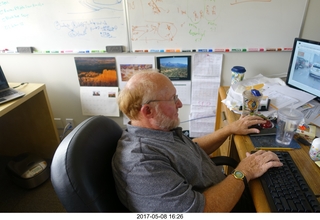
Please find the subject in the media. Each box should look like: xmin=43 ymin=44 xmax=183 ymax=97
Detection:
xmin=275 ymin=108 xmax=304 ymax=145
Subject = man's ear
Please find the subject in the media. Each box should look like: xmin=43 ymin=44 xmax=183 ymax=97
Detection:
xmin=140 ymin=104 xmax=154 ymax=118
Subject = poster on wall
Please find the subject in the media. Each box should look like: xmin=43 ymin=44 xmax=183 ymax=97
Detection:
xmin=116 ymin=56 xmax=155 ymax=89
xmin=74 ymin=57 xmax=119 ymax=117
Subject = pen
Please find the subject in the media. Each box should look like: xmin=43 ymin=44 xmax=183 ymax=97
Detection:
xmin=222 ymin=111 xmax=227 ymax=121
xmin=255 ymin=147 xmax=293 ymax=151
xmin=222 ymin=111 xmax=228 ymax=126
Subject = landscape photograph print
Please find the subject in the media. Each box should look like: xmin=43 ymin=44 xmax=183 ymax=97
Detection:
xmin=157 ymin=56 xmax=191 ymax=80
xmin=74 ymin=57 xmax=118 ymax=87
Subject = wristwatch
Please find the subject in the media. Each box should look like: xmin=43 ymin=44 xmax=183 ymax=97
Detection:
xmin=231 ymin=170 xmax=248 ymax=188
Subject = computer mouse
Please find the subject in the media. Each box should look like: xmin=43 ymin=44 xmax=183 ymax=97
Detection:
xmin=249 ymin=124 xmax=262 ymax=130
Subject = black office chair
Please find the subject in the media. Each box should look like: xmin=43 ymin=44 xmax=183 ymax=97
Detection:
xmin=51 ymin=115 xmax=128 ymax=212
xmin=51 ymin=115 xmax=238 ymax=212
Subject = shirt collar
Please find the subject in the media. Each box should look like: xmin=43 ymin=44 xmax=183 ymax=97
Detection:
xmin=126 ymin=123 xmax=185 ymax=142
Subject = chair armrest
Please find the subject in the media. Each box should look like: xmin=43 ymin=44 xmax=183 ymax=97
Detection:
xmin=211 ymin=156 xmax=238 ymax=169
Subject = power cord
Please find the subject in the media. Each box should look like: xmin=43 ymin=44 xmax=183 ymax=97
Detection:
xmin=60 ymin=122 xmax=73 ymax=141
xmin=12 ymin=82 xmax=29 ymax=88
xmin=180 ymin=115 xmax=215 ymax=124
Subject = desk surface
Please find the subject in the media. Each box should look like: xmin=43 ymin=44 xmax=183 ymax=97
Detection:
xmin=0 ymin=83 xmax=45 ymax=117
xmin=219 ymin=86 xmax=320 ymax=212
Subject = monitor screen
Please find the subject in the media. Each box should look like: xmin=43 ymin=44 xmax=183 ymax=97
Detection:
xmin=286 ymin=38 xmax=320 ymax=100
xmin=156 ymin=56 xmax=191 ymax=81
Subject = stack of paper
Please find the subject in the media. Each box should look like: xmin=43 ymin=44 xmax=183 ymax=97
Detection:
xmin=222 ymin=74 xmax=316 ymax=118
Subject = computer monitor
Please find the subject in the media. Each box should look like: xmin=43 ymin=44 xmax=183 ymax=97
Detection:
xmin=286 ymin=38 xmax=320 ymax=101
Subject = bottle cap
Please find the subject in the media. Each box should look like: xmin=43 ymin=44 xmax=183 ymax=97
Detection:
xmin=251 ymin=89 xmax=261 ymax=96
xmin=231 ymin=66 xmax=246 ymax=73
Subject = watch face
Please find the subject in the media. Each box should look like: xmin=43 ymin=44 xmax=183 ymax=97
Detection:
xmin=234 ymin=170 xmax=244 ymax=179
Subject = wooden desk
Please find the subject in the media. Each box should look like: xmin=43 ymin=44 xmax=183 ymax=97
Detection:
xmin=0 ymin=83 xmax=60 ymax=159
xmin=217 ymin=86 xmax=320 ymax=212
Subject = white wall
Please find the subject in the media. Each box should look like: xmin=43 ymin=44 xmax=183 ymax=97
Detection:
xmin=1 ymin=0 xmax=320 ymax=132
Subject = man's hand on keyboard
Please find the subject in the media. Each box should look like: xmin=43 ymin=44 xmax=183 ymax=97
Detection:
xmin=235 ymin=150 xmax=283 ymax=182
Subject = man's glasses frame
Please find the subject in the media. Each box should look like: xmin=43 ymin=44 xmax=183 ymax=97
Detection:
xmin=144 ymin=94 xmax=179 ymax=105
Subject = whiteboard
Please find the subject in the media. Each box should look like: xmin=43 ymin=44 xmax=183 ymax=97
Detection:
xmin=127 ymin=0 xmax=308 ymax=52
xmin=0 ymin=0 xmax=129 ymax=52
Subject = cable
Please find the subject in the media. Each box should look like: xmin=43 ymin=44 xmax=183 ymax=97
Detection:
xmin=60 ymin=122 xmax=73 ymax=141
xmin=180 ymin=115 xmax=215 ymax=124
xmin=12 ymin=82 xmax=28 ymax=88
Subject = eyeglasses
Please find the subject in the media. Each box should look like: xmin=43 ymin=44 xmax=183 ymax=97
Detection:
xmin=144 ymin=94 xmax=179 ymax=104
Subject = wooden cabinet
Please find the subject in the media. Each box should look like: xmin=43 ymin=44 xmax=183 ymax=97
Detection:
xmin=0 ymin=83 xmax=60 ymax=159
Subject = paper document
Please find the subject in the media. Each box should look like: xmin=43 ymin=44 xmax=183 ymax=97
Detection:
xmin=80 ymin=87 xmax=119 ymax=117
xmin=299 ymin=99 xmax=320 ymax=127
xmin=189 ymin=53 xmax=222 ymax=137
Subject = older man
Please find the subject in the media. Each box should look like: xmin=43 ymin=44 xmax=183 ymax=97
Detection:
xmin=112 ymin=69 xmax=282 ymax=212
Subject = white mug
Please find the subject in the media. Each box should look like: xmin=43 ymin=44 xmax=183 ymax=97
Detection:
xmin=309 ymin=138 xmax=320 ymax=161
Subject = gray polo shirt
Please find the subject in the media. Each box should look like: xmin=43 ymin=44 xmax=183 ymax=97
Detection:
xmin=112 ymin=124 xmax=225 ymax=212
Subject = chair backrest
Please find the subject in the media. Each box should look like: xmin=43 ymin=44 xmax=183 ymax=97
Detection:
xmin=51 ymin=115 xmax=128 ymax=212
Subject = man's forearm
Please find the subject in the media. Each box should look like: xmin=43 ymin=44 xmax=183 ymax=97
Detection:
xmin=192 ymin=125 xmax=233 ymax=155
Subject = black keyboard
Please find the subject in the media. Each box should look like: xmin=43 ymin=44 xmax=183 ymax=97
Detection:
xmin=259 ymin=151 xmax=320 ymax=212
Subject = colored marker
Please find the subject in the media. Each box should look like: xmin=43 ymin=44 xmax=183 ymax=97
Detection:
xmin=182 ymin=50 xmax=191 ymax=52
xmin=160 ymin=49 xmax=165 ymax=52
xmin=225 ymin=49 xmax=230 ymax=52
xmin=91 ymin=50 xmax=100 ymax=53
xmin=231 ymin=48 xmax=242 ymax=52
xmin=77 ymin=50 xmax=90 ymax=53
xmin=175 ymin=49 xmax=181 ymax=52
xmin=198 ymin=49 xmax=207 ymax=52
xmin=134 ymin=50 xmax=143 ymax=52
xmin=266 ymin=48 xmax=276 ymax=51
xmin=208 ymin=49 xmax=213 ymax=52
xmin=259 ymin=48 xmax=265 ymax=52
xmin=63 ymin=50 xmax=74 ymax=53
xmin=149 ymin=49 xmax=160 ymax=52
xmin=165 ymin=49 xmax=175 ymax=52
xmin=50 ymin=51 xmax=59 ymax=53
xmin=283 ymin=48 xmax=292 ymax=51
xmin=214 ymin=49 xmax=225 ymax=52
xmin=4 ymin=50 xmax=16 ymax=53
xmin=248 ymin=48 xmax=259 ymax=52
